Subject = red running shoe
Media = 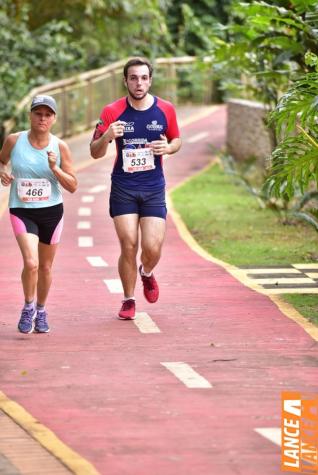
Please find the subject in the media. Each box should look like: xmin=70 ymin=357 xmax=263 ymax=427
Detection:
xmin=118 ymin=299 xmax=136 ymax=320
xmin=139 ymin=265 xmax=159 ymax=303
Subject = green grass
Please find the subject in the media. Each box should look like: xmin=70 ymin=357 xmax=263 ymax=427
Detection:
xmin=171 ymin=163 xmax=318 ymax=324
xmin=283 ymin=295 xmax=318 ymax=326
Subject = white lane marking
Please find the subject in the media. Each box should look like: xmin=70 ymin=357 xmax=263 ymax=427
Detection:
xmin=81 ymin=195 xmax=95 ymax=203
xmin=86 ymin=256 xmax=108 ymax=267
xmin=78 ymin=236 xmax=93 ymax=247
xmin=254 ymin=428 xmax=281 ymax=446
xmin=245 ymin=268 xmax=301 ymax=274
xmin=305 ymin=272 xmax=318 ymax=279
xmin=77 ymin=221 xmax=91 ymax=230
xmin=104 ymin=279 xmax=123 ymax=293
xmin=161 ymin=362 xmax=212 ymax=388
xmin=251 ymin=277 xmax=315 ymax=285
xmin=294 ymin=263 xmax=318 ymax=269
xmin=78 ymin=207 xmax=91 ymax=217
xmin=89 ymin=185 xmax=107 ymax=193
xmin=134 ymin=312 xmax=161 ymax=333
xmin=186 ymin=131 xmax=209 ymax=144
xmin=263 ymin=288 xmax=318 ymax=294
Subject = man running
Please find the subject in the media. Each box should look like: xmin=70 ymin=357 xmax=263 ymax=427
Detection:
xmin=0 ymin=95 xmax=77 ymax=333
xmin=90 ymin=57 xmax=181 ymax=320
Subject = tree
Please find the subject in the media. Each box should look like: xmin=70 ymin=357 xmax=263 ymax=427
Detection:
xmin=0 ymin=1 xmax=84 ymax=142
xmin=206 ymin=0 xmax=318 ymax=229
xmin=26 ymin=0 xmax=172 ymax=68
xmin=166 ymin=0 xmax=231 ymax=55
xmin=208 ymin=0 xmax=318 ymax=108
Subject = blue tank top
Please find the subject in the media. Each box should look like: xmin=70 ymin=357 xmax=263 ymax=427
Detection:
xmin=9 ymin=131 xmax=63 ymax=208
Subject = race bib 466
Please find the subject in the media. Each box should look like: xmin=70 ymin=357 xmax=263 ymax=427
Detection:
xmin=17 ymin=178 xmax=51 ymax=202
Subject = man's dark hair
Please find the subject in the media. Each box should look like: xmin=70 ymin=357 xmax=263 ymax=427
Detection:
xmin=123 ymin=57 xmax=153 ymax=79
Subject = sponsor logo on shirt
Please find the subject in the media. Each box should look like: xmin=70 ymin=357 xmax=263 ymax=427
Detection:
xmin=123 ymin=138 xmax=148 ymax=145
xmin=146 ymin=120 xmax=163 ymax=131
xmin=124 ymin=122 xmax=135 ymax=133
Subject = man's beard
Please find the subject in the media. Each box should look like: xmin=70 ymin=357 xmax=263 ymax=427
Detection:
xmin=127 ymin=88 xmax=148 ymax=101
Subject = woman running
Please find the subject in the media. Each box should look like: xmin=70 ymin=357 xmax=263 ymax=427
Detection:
xmin=0 ymin=95 xmax=77 ymax=333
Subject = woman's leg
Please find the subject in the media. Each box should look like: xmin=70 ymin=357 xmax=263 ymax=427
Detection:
xmin=15 ymin=233 xmax=39 ymax=303
xmin=15 ymin=232 xmax=39 ymax=333
xmin=37 ymin=242 xmax=58 ymax=306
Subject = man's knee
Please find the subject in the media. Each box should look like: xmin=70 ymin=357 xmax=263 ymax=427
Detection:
xmin=142 ymin=242 xmax=162 ymax=261
xmin=120 ymin=239 xmax=138 ymax=258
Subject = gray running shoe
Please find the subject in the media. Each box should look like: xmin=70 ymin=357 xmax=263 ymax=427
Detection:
xmin=18 ymin=307 xmax=36 ymax=333
xmin=34 ymin=311 xmax=50 ymax=333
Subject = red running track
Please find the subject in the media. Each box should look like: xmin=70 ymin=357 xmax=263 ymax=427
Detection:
xmin=0 ymin=105 xmax=317 ymax=475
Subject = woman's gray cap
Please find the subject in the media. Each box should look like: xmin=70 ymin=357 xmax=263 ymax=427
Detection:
xmin=30 ymin=95 xmax=57 ymax=113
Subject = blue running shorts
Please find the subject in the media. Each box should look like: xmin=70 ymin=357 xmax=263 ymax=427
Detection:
xmin=109 ymin=183 xmax=167 ymax=219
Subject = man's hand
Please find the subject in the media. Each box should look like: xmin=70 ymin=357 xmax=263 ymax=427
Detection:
xmin=106 ymin=121 xmax=126 ymax=140
xmin=90 ymin=121 xmax=126 ymax=159
xmin=150 ymin=134 xmax=171 ymax=155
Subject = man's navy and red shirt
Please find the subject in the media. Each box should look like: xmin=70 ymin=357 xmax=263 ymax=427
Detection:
xmin=92 ymin=96 xmax=180 ymax=191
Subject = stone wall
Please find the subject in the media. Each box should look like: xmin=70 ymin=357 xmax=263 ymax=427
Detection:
xmin=226 ymin=98 xmax=275 ymax=165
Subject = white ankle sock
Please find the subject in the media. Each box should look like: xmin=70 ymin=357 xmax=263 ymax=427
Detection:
xmin=141 ymin=266 xmax=152 ymax=277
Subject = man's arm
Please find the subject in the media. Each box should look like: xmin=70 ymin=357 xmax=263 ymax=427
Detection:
xmin=166 ymin=137 xmax=182 ymax=155
xmin=90 ymin=121 xmax=126 ymax=159
xmin=150 ymin=135 xmax=182 ymax=156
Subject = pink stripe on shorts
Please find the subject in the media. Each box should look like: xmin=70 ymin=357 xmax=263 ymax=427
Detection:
xmin=10 ymin=214 xmax=27 ymax=236
xmin=50 ymin=216 xmax=64 ymax=244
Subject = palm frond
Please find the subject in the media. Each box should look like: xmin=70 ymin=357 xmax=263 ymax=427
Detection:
xmin=264 ymin=133 xmax=318 ymax=198
xmin=269 ymin=73 xmax=318 ymax=136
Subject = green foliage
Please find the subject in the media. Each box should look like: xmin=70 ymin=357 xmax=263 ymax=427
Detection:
xmin=167 ymin=0 xmax=217 ymax=55
xmin=269 ymin=72 xmax=318 ymax=136
xmin=171 ymin=163 xmax=318 ymax=266
xmin=27 ymin=0 xmax=173 ymax=67
xmin=1 ymin=0 xmax=227 ymax=143
xmin=206 ymin=0 xmax=318 ymax=231
xmin=222 ymin=152 xmax=318 ymax=232
xmin=264 ymin=130 xmax=318 ymax=197
xmin=166 ymin=0 xmax=231 ymax=55
xmin=264 ymin=53 xmax=318 ymax=209
xmin=209 ymin=0 xmax=318 ymax=106
xmin=0 ymin=1 xmax=84 ymax=139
